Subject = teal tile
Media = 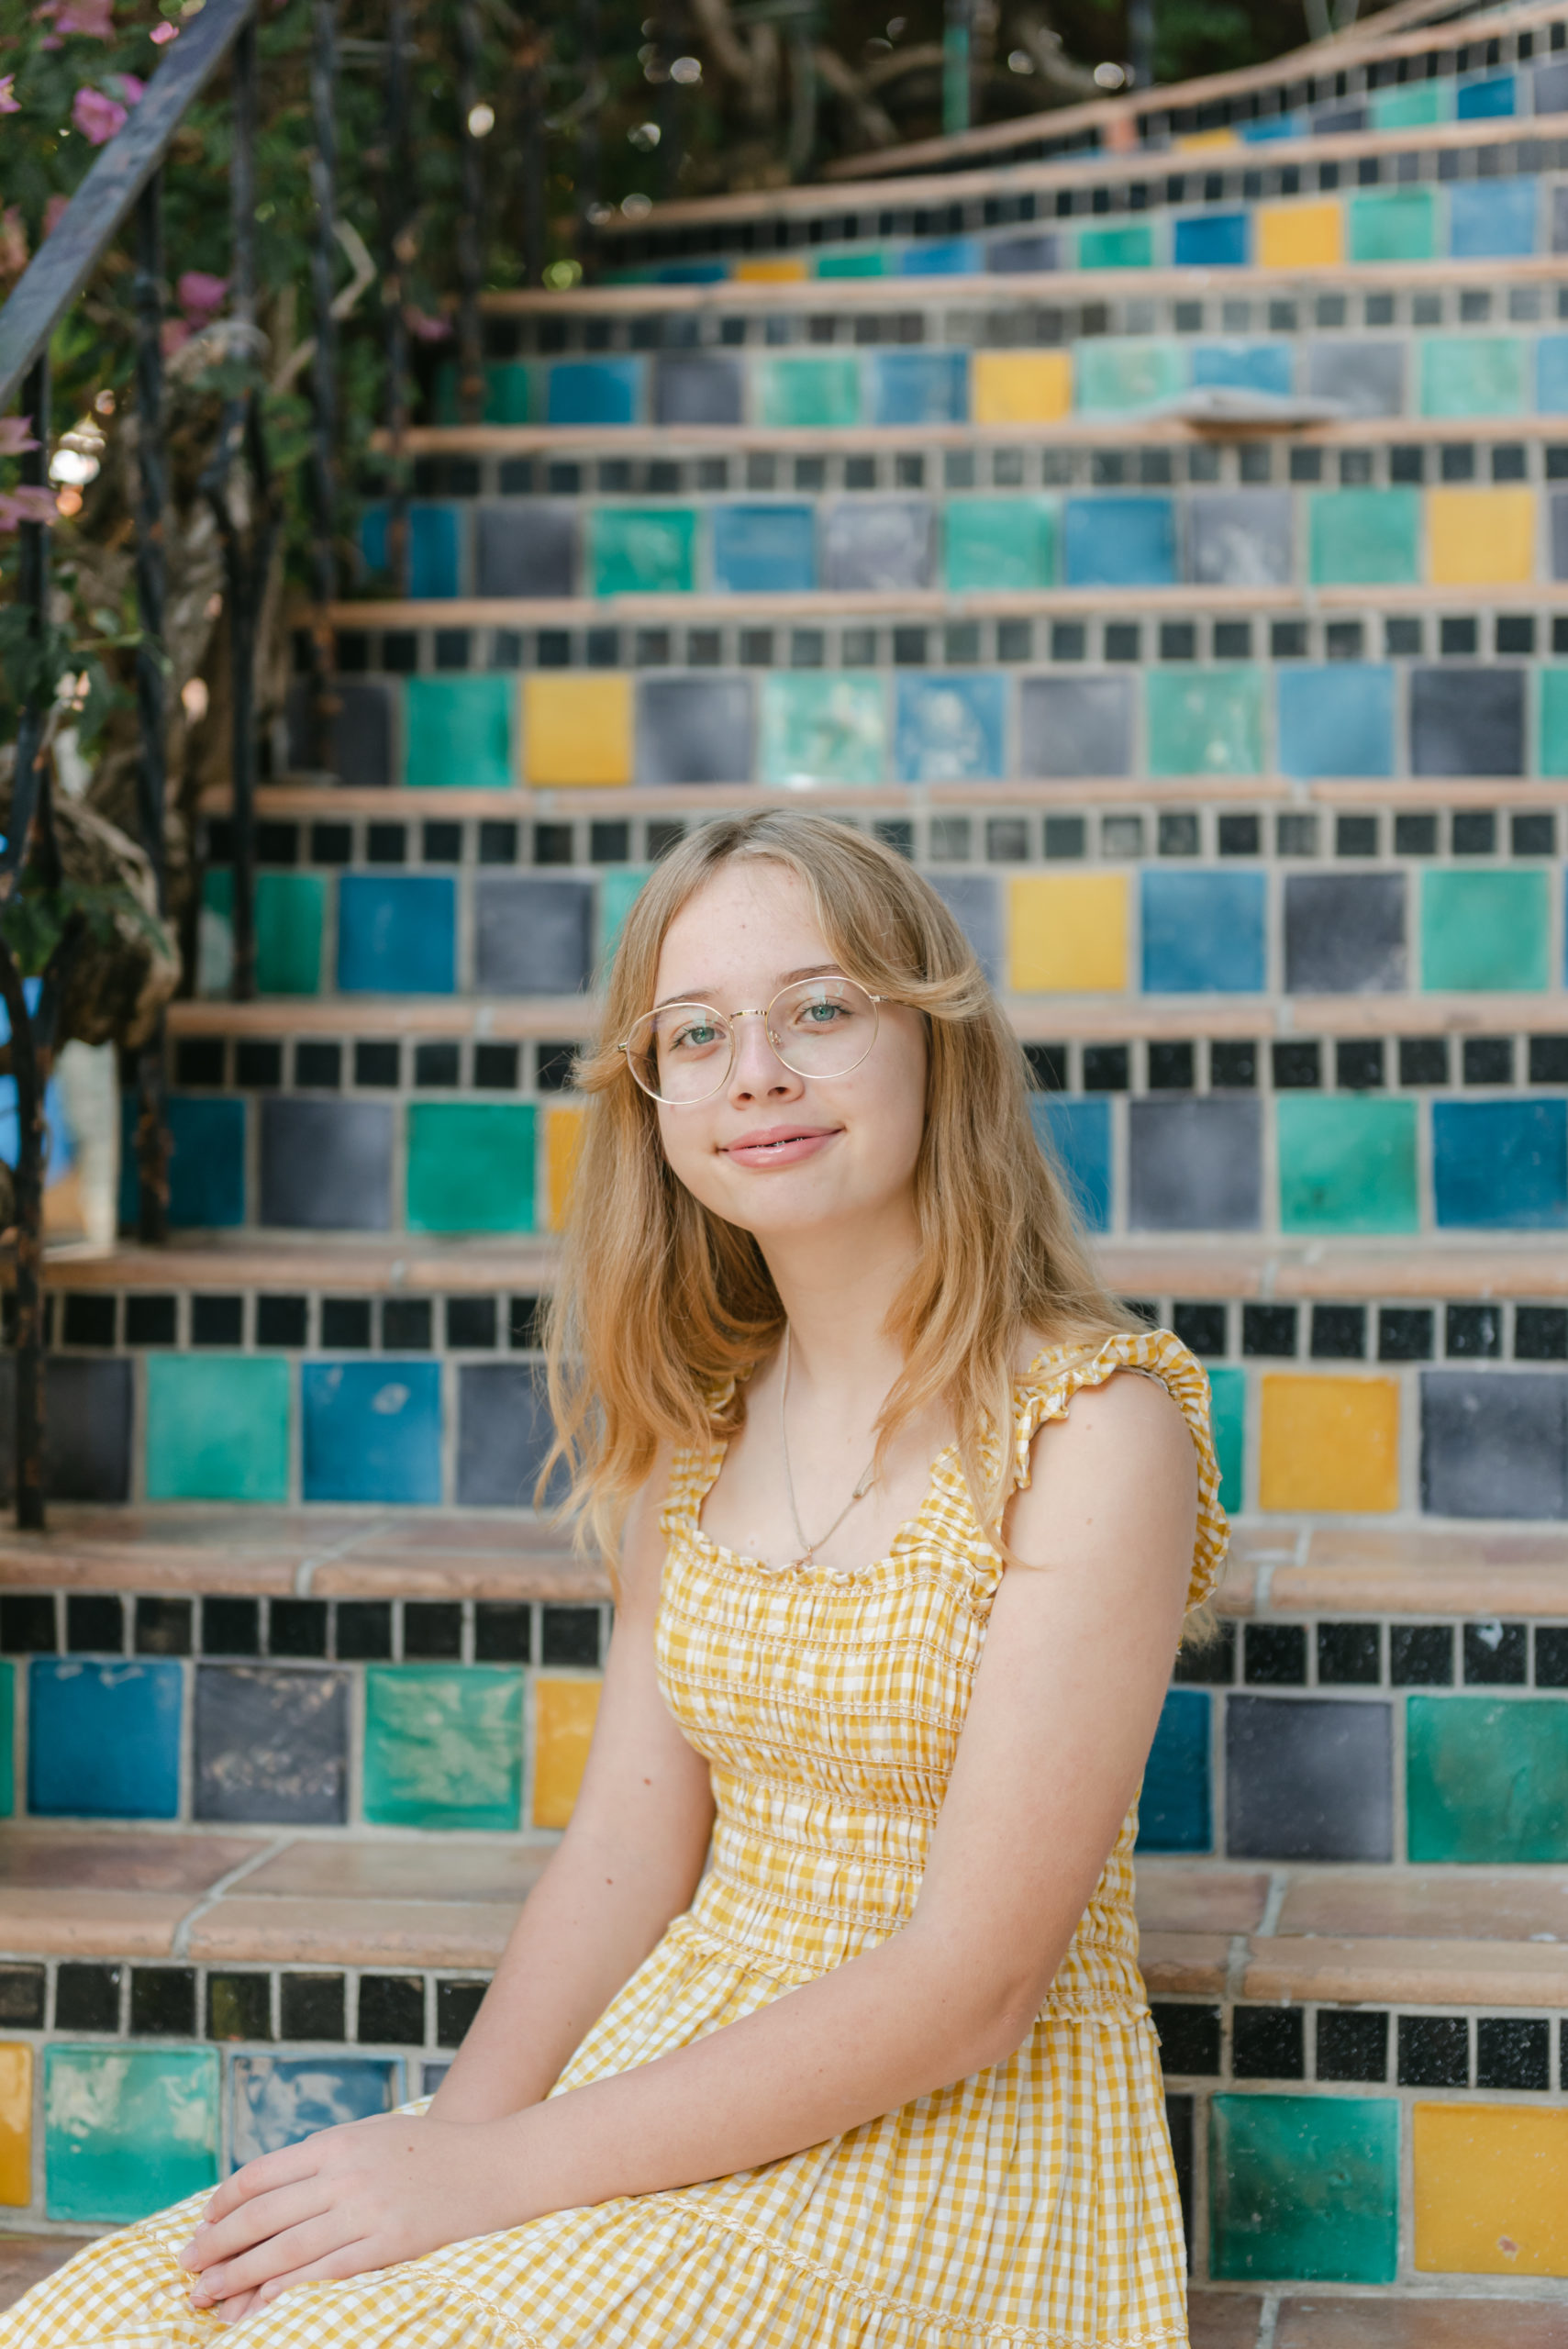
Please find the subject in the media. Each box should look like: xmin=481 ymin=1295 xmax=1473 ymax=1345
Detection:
xmin=1207 ymin=1364 xmax=1245 ymax=1515
xmin=1540 ymin=669 xmax=1568 ymax=774
xmin=406 ymin=1102 xmax=537 ymax=1233
xmin=598 ymin=865 xmax=651 ymax=971
xmin=1209 ymin=2095 xmax=1398 ymax=2283
xmin=1277 ymin=1097 xmax=1419 ymax=1235
xmin=1077 ymin=223 xmax=1154 ymax=270
xmin=1418 ymin=336 xmax=1526 ymax=419
xmin=45 ymin=2045 xmax=219 ymax=2223
xmin=817 ymin=249 xmax=888 ymax=277
xmin=483 ymin=361 xmax=537 ymax=425
xmin=759 ymin=355 xmax=860 ymax=428
xmin=1347 ymin=188 xmax=1435 ymax=263
xmin=1420 ymin=869 xmax=1550 ymax=991
xmin=1146 ymin=667 xmax=1264 ymax=776
xmin=1407 ymin=1694 xmax=1568 ymax=1862
xmin=145 ymin=1356 xmax=291 ymax=1504
xmin=201 ymin=872 xmax=325 ymax=996
xmin=759 ymin=673 xmax=885 ymax=785
xmin=363 ymin=1664 xmax=523 ymax=1830
xmin=943 ymin=498 xmax=1057 ymax=591
xmin=589 ymin=507 xmax=696 ymax=596
xmin=0 ymin=1660 xmax=11 ymax=1816
xmin=1371 ymin=83 xmax=1445 ymax=128
xmin=1308 ymin=490 xmax=1420 ymax=586
xmin=1075 ymin=338 xmax=1184 ymax=413
xmin=403 ymin=675 xmax=515 ymax=791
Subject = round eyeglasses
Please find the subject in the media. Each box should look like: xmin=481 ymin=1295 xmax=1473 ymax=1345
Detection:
xmin=621 ymin=977 xmax=886 ymax=1107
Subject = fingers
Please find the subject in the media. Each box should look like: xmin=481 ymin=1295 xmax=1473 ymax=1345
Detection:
xmin=188 ymin=2210 xmax=353 ymax=2308
xmin=182 ymin=2180 xmax=330 ymax=2277
xmin=251 ymin=2243 xmax=384 ymax=2310
xmin=199 ymin=2141 xmax=320 ymax=2226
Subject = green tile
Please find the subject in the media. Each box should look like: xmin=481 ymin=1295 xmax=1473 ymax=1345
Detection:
xmin=1347 ymin=188 xmax=1436 ymax=263
xmin=406 ymin=1102 xmax=538 ymax=1233
xmin=363 ymin=1664 xmax=524 ymax=1830
xmin=1407 ymin=1694 xmax=1568 ymax=1863
xmin=759 ymin=673 xmax=886 ymax=786
xmin=1277 ymin=1097 xmax=1419 ymax=1235
xmin=483 ymin=361 xmax=536 ymax=425
xmin=759 ymin=355 xmax=861 ymax=429
xmin=145 ymin=1355 xmax=291 ymax=1504
xmin=817 ymin=249 xmax=888 ymax=277
xmin=1209 ymin=2095 xmax=1398 ymax=2283
xmin=1371 ymin=83 xmax=1444 ymax=128
xmin=943 ymin=498 xmax=1057 ymax=592
xmin=45 ymin=2045 xmax=219 ymax=2222
xmin=1307 ymin=490 xmax=1420 ymax=586
xmin=1075 ymin=337 xmax=1184 ymax=413
xmin=589 ymin=507 xmax=696 ymax=596
xmin=403 ymin=674 xmax=516 ymax=791
xmin=599 ymin=865 xmax=652 ymax=971
xmin=1418 ymin=336 xmax=1526 ymax=420
xmin=1540 ymin=668 xmax=1568 ymax=775
xmin=200 ymin=872 xmax=325 ymax=996
xmin=1420 ymin=869 xmax=1549 ymax=992
xmin=1146 ymin=667 xmax=1264 ymax=776
xmin=1207 ymin=1364 xmax=1245 ymax=1516
xmin=0 ymin=1660 xmax=11 ymax=1816
xmin=1077 ymin=222 xmax=1154 ymax=270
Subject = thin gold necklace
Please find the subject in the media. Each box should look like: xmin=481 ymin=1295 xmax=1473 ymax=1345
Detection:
xmin=779 ymin=1324 xmax=879 ymax=1571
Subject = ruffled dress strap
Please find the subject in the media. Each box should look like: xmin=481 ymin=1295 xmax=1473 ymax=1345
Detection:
xmin=657 ymin=1373 xmax=737 ymax=1544
xmin=1012 ymin=1327 xmax=1229 ymax=1615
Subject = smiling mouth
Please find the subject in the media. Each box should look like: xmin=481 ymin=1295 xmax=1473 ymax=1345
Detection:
xmin=723 ymin=1128 xmax=837 ymax=1154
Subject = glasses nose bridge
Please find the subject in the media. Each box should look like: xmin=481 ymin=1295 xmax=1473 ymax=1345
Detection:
xmin=725 ymin=1000 xmax=792 ymax=1083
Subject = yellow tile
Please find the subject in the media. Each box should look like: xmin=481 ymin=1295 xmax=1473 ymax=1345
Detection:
xmin=522 ymin=674 xmax=632 ymax=787
xmin=1428 ymin=487 xmax=1535 ymax=585
xmin=1177 ymin=128 xmax=1240 ymax=150
xmin=532 ymin=1674 xmax=601 ymax=1830
xmin=1415 ymin=2103 xmax=1568 ymax=2277
xmin=545 ymin=1103 xmax=585 ymax=1233
xmin=1008 ymin=874 xmax=1129 ymax=995
xmin=0 ymin=2043 xmax=30 ymax=2207
xmin=734 ymin=258 xmax=807 ymax=283
xmin=971 ymin=351 xmax=1073 ymax=425
xmin=1259 ymin=1375 xmax=1399 ymax=1513
xmin=1256 ymin=200 xmax=1343 ymax=269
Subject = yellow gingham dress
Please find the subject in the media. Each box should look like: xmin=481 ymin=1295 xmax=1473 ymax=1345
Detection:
xmin=8 ymin=1328 xmax=1226 ymax=2349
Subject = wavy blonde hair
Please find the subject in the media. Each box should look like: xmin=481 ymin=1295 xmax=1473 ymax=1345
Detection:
xmin=542 ymin=811 xmax=1140 ymax=1573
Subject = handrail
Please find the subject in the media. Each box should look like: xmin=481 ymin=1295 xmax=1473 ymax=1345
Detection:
xmin=0 ymin=0 xmax=258 ymax=412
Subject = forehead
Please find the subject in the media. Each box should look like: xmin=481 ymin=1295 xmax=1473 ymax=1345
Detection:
xmin=654 ymin=861 xmax=829 ymax=987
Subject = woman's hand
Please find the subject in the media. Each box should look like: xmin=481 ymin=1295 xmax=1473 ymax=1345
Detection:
xmin=177 ymin=2109 xmax=526 ymax=2326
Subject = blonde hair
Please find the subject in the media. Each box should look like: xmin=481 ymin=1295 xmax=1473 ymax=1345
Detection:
xmin=542 ymin=811 xmax=1140 ymax=1573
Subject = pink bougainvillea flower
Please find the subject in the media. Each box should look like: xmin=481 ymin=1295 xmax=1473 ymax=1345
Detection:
xmin=177 ymin=270 xmax=227 ymax=322
xmin=0 ymin=417 xmax=39 ymax=457
xmin=46 ymin=0 xmax=116 ymax=36
xmin=72 ymin=84 xmax=127 ymax=141
xmin=160 ymin=320 xmax=190 ymax=356
xmin=150 ymin=17 xmax=177 ymax=39
xmin=0 ymin=76 xmax=18 ymax=111
xmin=0 ymin=486 xmax=61 ymax=531
xmin=0 ymin=211 xmax=27 ymax=278
xmin=406 ymin=306 xmax=452 ymax=343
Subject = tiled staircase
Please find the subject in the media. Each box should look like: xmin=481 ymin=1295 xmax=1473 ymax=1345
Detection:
xmin=6 ymin=6 xmax=1568 ymax=2336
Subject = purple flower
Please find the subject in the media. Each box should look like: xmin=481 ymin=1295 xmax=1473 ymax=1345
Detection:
xmin=72 ymin=83 xmax=127 ymax=142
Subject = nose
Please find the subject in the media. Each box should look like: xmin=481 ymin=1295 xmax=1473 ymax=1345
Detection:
xmin=727 ymin=1009 xmax=801 ymax=1101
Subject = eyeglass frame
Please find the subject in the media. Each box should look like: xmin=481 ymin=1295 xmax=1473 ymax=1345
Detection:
xmin=619 ymin=978 xmax=890 ymax=1107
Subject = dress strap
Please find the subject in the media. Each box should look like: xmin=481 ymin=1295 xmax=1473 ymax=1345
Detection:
xmin=1012 ymin=1328 xmax=1229 ymax=1615
xmin=657 ymin=1374 xmax=736 ymax=1542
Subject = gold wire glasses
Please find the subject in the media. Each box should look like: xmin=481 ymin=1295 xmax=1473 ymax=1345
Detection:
xmin=620 ymin=977 xmax=886 ymax=1106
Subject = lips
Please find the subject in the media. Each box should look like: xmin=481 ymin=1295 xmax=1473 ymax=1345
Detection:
xmin=721 ymin=1124 xmax=840 ymax=1166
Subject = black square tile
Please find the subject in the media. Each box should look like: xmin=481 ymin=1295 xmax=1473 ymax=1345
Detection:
xmin=382 ymin=1299 xmax=433 ymax=1352
xmin=358 ymin=1974 xmax=426 ymax=2045
xmin=125 ymin=1295 xmax=178 ymax=1347
xmin=447 ymin=1297 xmax=498 ymax=1350
xmin=61 ymin=1293 xmax=116 ymax=1348
xmin=256 ymin=1295 xmax=309 ymax=1348
xmin=1172 ymin=1620 xmax=1236 ymax=1685
xmin=1398 ymin=1037 xmax=1449 ymax=1086
xmin=1390 ymin=1624 xmax=1453 ymax=1687
xmin=281 ymin=1973 xmax=346 ymax=2042
xmin=1335 ymin=1039 xmax=1385 ymax=1092
xmin=66 ymin=1594 xmax=124 ymax=1654
xmin=1024 ymin=1044 xmax=1066 ymax=1093
xmin=1378 ymin=1308 xmax=1433 ymax=1362
xmin=353 ymin=1042 xmax=401 ymax=1089
xmin=1453 ymin=809 xmax=1496 ymax=855
xmin=0 ymin=1965 xmax=45 ymax=2028
xmin=478 ymin=821 xmax=518 ymax=866
xmin=208 ymin=1972 xmax=272 ymax=2042
xmin=235 ymin=1041 xmax=284 ymax=1089
xmin=1209 ymin=1041 xmax=1256 ymax=1091
xmin=135 ymin=1597 xmax=192 ymax=1656
xmin=1272 ymin=1041 xmax=1321 ymax=1090
xmin=321 ymin=1298 xmax=373 ymax=1350
xmin=535 ymin=1041 xmax=578 ymax=1095
xmin=1317 ymin=1621 xmax=1381 ymax=1685
xmin=1149 ymin=1041 xmax=1195 ymax=1091
xmin=1165 ymin=2093 xmax=1194 ymax=2266
xmin=1083 ymin=1045 xmax=1129 ymax=1093
xmin=269 ymin=1599 xmax=328 ymax=1660
xmin=202 ymin=1597 xmax=261 ymax=1657
xmin=194 ymin=1665 xmax=350 ymax=1825
xmin=295 ymin=1041 xmax=342 ymax=1091
xmin=413 ymin=1041 xmax=461 ymax=1089
xmin=1217 ymin=814 xmax=1262 ymax=858
xmin=1226 ymin=1696 xmax=1393 ymax=1862
xmin=1528 ymin=1036 xmax=1568 ymax=1085
xmin=436 ymin=1980 xmax=487 ymax=2049
xmin=1463 ymin=1620 xmax=1528 ymax=1685
xmin=0 ymin=1594 xmax=55 ymax=1653
xmin=130 ymin=1966 xmax=196 ymax=2035
xmin=1476 ymin=2016 xmax=1550 ymax=2091
xmin=1150 ymin=2003 xmax=1220 ymax=2076
xmin=1232 ymin=2006 xmax=1305 ymax=2079
xmin=1461 ymin=1037 xmax=1513 ymax=1086
xmin=1171 ymin=1303 xmax=1226 ymax=1359
xmin=55 ymin=1963 xmax=120 ymax=2032
xmin=421 ymin=822 xmax=463 ymax=864
xmin=541 ymin=1605 xmax=601 ymax=1666
xmin=1311 ymin=1306 xmax=1366 ymax=1360
xmin=404 ymin=1602 xmax=462 ymax=1660
xmin=1515 ymin=809 xmax=1558 ymax=854
xmin=1536 ymin=1626 xmax=1568 ymax=1688
xmin=1334 ymin=815 xmax=1378 ymax=858
xmin=1447 ymin=1304 xmax=1502 ymax=1360
xmin=473 ymin=1043 xmax=519 ymax=1091
xmin=1398 ymin=2014 xmax=1468 ymax=2087
xmin=175 ymin=1039 xmax=226 ymax=1087
xmin=474 ymin=1602 xmax=533 ymax=1663
xmin=334 ymin=1601 xmax=393 ymax=1662
xmin=190 ymin=1295 xmax=244 ymax=1348
xmin=1241 ymin=1305 xmax=1297 ymax=1358
xmin=1393 ymin=812 xmax=1438 ymax=855
xmin=1243 ymin=1624 xmax=1307 ymax=1686
xmin=1317 ymin=2009 xmax=1388 ymax=2082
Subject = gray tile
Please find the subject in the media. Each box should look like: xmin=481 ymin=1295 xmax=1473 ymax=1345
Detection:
xmin=653 ymin=355 xmax=743 ymax=426
xmin=1129 ymin=1097 xmax=1262 ymax=1231
xmin=1534 ymin=57 xmax=1568 ymax=116
xmin=1408 ymin=667 xmax=1525 ymax=776
xmin=1551 ymin=491 xmax=1568 ymax=580
xmin=926 ymin=874 xmax=1001 ymax=987
xmin=474 ymin=502 xmax=576 ymax=598
xmin=259 ymin=1098 xmax=394 ymax=1230
xmin=286 ymin=681 xmax=395 ymax=790
xmin=1420 ymin=1371 xmax=1568 ymax=1519
xmin=988 ymin=232 xmax=1062 ymax=272
xmin=1552 ymin=183 xmax=1568 ymax=253
xmin=638 ymin=676 xmax=753 ymax=785
xmin=0 ymin=1358 xmax=132 ymax=1504
xmin=1018 ymin=675 xmax=1134 ymax=778
xmin=1226 ymin=1695 xmax=1393 ymax=1862
xmin=457 ymin=1363 xmax=567 ymax=1508
xmin=820 ymin=501 xmax=936 ymax=592
xmin=1187 ymin=492 xmax=1293 ymax=587
xmin=1305 ymin=340 xmax=1406 ymax=417
xmin=1283 ymin=873 xmax=1407 ymax=994
xmin=194 ymin=1665 xmax=350 ymax=1824
xmin=473 ymin=876 xmax=594 ymax=996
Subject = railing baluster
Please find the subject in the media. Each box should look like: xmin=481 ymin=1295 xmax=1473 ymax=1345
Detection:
xmin=519 ymin=21 xmax=546 ymax=288
xmin=228 ymin=14 xmax=258 ymax=1003
xmin=306 ymin=0 xmax=339 ymax=773
xmin=384 ymin=0 xmax=412 ymax=591
xmin=578 ymin=0 xmax=600 ymax=255
xmin=132 ymin=171 xmax=172 ymax=1238
xmin=457 ymin=0 xmax=484 ymax=425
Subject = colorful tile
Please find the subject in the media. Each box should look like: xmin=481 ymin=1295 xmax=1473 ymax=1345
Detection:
xmin=638 ymin=676 xmax=753 ymax=784
xmin=652 ymin=353 xmax=741 ymax=425
xmin=943 ymin=498 xmax=1057 ymax=592
xmin=1371 ymin=82 xmax=1445 ymax=128
xmin=870 ymin=350 xmax=967 ymax=425
xmin=1207 ymin=1364 xmax=1244 ymax=1515
xmin=44 ymin=2046 xmax=218 ymax=2223
xmin=1258 ymin=1374 xmax=1400 ymax=1510
xmin=1536 ymin=336 xmax=1568 ymax=413
xmin=201 ymin=872 xmax=324 ymax=996
xmin=1146 ymin=668 xmax=1264 ymax=776
xmin=194 ymin=1665 xmax=350 ymax=1826
xmin=1018 ymin=674 xmax=1133 ymax=777
xmin=1008 ymin=873 xmax=1128 ymax=993
xmin=258 ymin=1099 xmax=394 ymax=1231
xmin=759 ymin=673 xmax=885 ymax=785
xmin=145 ymin=1355 xmax=291 ymax=1505
xmin=546 ymin=1103 xmax=584 ymax=1232
xmin=711 ymin=504 xmax=816 ymax=593
xmin=599 ymin=866 xmax=651 ymax=967
xmin=363 ymin=1664 xmax=523 ymax=1831
xmin=532 ymin=1674 xmax=602 ymax=1829
xmin=1173 ymin=211 xmax=1248 ymax=266
xmin=1029 ymin=1096 xmax=1112 ymax=1232
xmin=1062 ymin=496 xmax=1176 ymax=588
xmin=987 ymin=231 xmax=1062 ymax=272
xmin=1277 ymin=1097 xmax=1418 ymax=1234
xmin=336 ymin=874 xmax=456 ymax=995
xmin=1420 ymin=1370 xmax=1568 ymax=1518
xmin=522 ymin=673 xmax=631 ymax=787
xmin=1421 ymin=869 xmax=1549 ymax=989
xmin=1186 ymin=492 xmax=1292 ymax=587
xmin=474 ymin=875 xmax=594 ymax=995
xmin=1414 ymin=2104 xmax=1568 ymax=2277
xmin=0 ymin=1662 xmax=11 ymax=1818
xmin=1305 ymin=339 xmax=1405 ymax=417
xmin=1308 ymin=489 xmax=1419 ymax=585
xmin=1276 ymin=665 xmax=1395 ymax=780
xmin=1209 ymin=2095 xmax=1398 ymax=2282
xmin=0 ymin=1357 xmax=133 ymax=1505
xmin=406 ymin=1102 xmax=538 ymax=1234
xmin=1191 ymin=342 xmax=1292 ymax=398
xmin=0 ymin=2042 xmax=28 ymax=2205
xmin=898 ymin=236 xmax=982 ymax=275
xmin=1456 ymin=70 xmax=1516 ymax=117
xmin=230 ymin=2055 xmax=399 ymax=2167
xmin=1129 ymin=1098 xmax=1262 ymax=1231
xmin=473 ymin=494 xmax=569 ymax=595
xmin=1448 ymin=176 xmax=1538 ymax=259
xmin=1141 ymin=871 xmax=1266 ymax=993
xmin=1408 ymin=667 xmax=1526 ymax=777
xmin=359 ymin=503 xmax=460 ymax=597
xmin=1407 ymin=1694 xmax=1568 ymax=1862
xmin=820 ymin=500 xmax=935 ymax=591
xmin=928 ymin=874 xmax=1002 ymax=988
xmin=1348 ymin=187 xmax=1437 ymax=262
xmin=1418 ymin=336 xmax=1527 ymax=420
xmin=1427 ymin=486 xmax=1533 ymax=584
xmin=894 ymin=674 xmax=1005 ymax=783
xmin=1074 ymin=339 xmax=1184 ymax=414
xmin=1257 ymin=201 xmax=1343 ymax=269
xmin=1282 ymin=872 xmax=1406 ymax=993
xmin=1228 ymin=1694 xmax=1394 ymax=1862
xmin=404 ymin=675 xmax=516 ymax=792
xmin=1076 ymin=223 xmax=1154 ymax=270
xmin=28 ymin=1658 xmax=183 ymax=1820
xmin=589 ymin=507 xmax=695 ymax=596
xmin=1432 ymin=1100 xmax=1568 ymax=1230
xmin=301 ymin=1362 xmax=442 ymax=1506
xmin=119 ymin=1095 xmax=245 ymax=1230
xmin=284 ymin=677 xmax=394 ymax=789
xmin=758 ymin=356 xmax=860 ymax=428
xmin=1542 ymin=668 xmax=1568 ymax=774
xmin=1136 ymin=1687 xmax=1212 ymax=1854
xmin=456 ymin=1361 xmax=563 ymax=1508
xmin=545 ymin=359 xmax=640 ymax=426
xmin=969 ymin=351 xmax=1071 ymax=424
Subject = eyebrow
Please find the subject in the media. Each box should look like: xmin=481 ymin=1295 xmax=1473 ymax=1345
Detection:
xmin=651 ymin=963 xmax=846 ymax=1014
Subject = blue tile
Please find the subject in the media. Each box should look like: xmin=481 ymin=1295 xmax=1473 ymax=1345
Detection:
xmin=1029 ymin=1096 xmax=1112 ymax=1232
xmin=1276 ymin=663 xmax=1395 ymax=778
xmin=1537 ymin=335 xmax=1568 ymax=412
xmin=1173 ymin=211 xmax=1249 ymax=267
xmin=1062 ymin=496 xmax=1176 ymax=587
xmin=1449 ymin=177 xmax=1539 ymax=258
xmin=899 ymin=237 xmax=982 ymax=274
xmin=927 ymin=874 xmax=1001 ymax=987
xmin=894 ymin=673 xmax=1004 ymax=782
xmin=1137 ymin=1688 xmax=1212 ymax=1853
xmin=654 ymin=260 xmax=727 ymax=284
xmin=45 ymin=2046 xmax=218 ymax=2222
xmin=871 ymin=350 xmax=968 ymax=425
xmin=259 ymin=1098 xmax=393 ymax=1231
xmin=336 ymin=875 xmax=456 ymax=995
xmin=545 ymin=359 xmax=641 ymax=426
xmin=1129 ymin=1097 xmax=1262 ymax=1231
xmin=302 ymin=1362 xmax=443 ymax=1505
xmin=119 ymin=1094 xmax=245 ymax=1230
xmin=711 ymin=504 xmax=817 ymax=593
xmin=1455 ymin=71 xmax=1515 ymax=118
xmin=1432 ymin=1100 xmax=1568 ymax=1230
xmin=28 ymin=1658 xmax=182 ymax=1820
xmin=1191 ymin=342 xmax=1293 ymax=397
xmin=230 ymin=2055 xmax=399 ymax=2167
xmin=1141 ymin=871 xmax=1267 ymax=994
xmin=359 ymin=504 xmax=462 ymax=598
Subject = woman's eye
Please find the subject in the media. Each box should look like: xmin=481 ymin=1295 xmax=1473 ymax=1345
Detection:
xmin=670 ymin=1021 xmax=721 ymax=1052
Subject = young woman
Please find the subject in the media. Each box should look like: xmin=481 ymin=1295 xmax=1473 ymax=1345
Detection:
xmin=9 ymin=811 xmax=1224 ymax=2347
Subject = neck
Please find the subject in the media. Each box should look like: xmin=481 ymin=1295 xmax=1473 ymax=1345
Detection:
xmin=758 ymin=1198 xmax=918 ymax=1404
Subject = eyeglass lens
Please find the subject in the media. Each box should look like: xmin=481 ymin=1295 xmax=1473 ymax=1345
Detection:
xmin=626 ymin=978 xmax=880 ymax=1104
